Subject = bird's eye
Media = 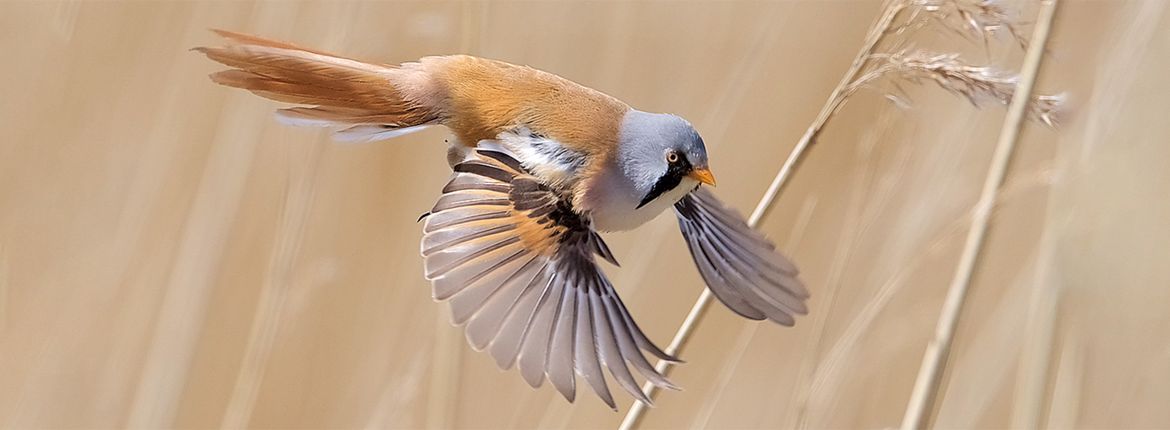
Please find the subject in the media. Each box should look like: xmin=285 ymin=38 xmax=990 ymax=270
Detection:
xmin=666 ymin=152 xmax=680 ymax=164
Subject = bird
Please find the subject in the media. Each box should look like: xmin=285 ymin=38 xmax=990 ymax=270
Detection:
xmin=196 ymin=30 xmax=809 ymax=410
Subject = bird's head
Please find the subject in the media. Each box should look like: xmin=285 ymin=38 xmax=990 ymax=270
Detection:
xmin=617 ymin=110 xmax=715 ymax=209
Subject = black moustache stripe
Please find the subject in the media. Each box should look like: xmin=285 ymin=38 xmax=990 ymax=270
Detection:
xmin=637 ymin=160 xmax=692 ymax=209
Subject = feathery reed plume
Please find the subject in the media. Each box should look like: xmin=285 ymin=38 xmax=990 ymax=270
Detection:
xmin=864 ymin=0 xmax=1064 ymax=127
xmin=854 ymin=50 xmax=1064 ymax=126
xmin=894 ymin=0 xmax=1029 ymax=48
xmin=622 ymin=0 xmax=1064 ymax=428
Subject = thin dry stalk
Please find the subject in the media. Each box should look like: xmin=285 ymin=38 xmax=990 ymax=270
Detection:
xmin=426 ymin=311 xmax=463 ymax=429
xmin=0 ymin=245 xmax=7 ymax=331
xmin=692 ymin=197 xmax=817 ymax=430
xmin=1013 ymin=232 xmax=1061 ymax=429
xmin=127 ymin=9 xmax=302 ymax=427
xmin=618 ymin=5 xmax=906 ymax=429
xmin=899 ymin=1 xmax=1060 ymax=428
xmin=126 ymin=96 xmax=267 ymax=428
xmin=1015 ymin=2 xmax=1165 ymax=425
xmin=793 ymin=119 xmax=907 ymax=429
xmin=690 ymin=324 xmax=760 ymax=430
xmin=930 ymin=254 xmax=1036 ymax=427
xmin=623 ymin=1 xmax=1061 ymax=427
xmin=221 ymin=142 xmax=321 ymax=429
xmin=801 ymin=167 xmax=1054 ymax=427
xmin=1045 ymin=334 xmax=1083 ymax=429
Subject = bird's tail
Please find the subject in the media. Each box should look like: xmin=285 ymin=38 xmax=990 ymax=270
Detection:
xmin=194 ymin=30 xmax=440 ymax=142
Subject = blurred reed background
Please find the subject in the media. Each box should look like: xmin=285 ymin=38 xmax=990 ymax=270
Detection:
xmin=1 ymin=1 xmax=1168 ymax=429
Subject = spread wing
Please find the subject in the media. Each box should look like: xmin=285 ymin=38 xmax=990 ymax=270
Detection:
xmin=422 ymin=147 xmax=678 ymax=409
xmin=673 ymin=187 xmax=809 ymax=326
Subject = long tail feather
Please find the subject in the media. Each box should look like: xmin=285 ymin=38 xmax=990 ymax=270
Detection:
xmin=195 ymin=30 xmax=439 ymax=141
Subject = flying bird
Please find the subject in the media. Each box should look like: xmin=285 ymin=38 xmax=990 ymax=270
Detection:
xmin=196 ymin=30 xmax=809 ymax=409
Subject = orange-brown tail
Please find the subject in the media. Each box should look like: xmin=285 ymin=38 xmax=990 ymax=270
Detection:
xmin=194 ymin=30 xmax=440 ymax=142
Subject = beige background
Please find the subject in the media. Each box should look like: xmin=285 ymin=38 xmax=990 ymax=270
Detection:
xmin=1 ymin=1 xmax=1168 ymax=429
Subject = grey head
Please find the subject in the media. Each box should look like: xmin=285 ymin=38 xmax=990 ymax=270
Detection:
xmin=616 ymin=110 xmax=716 ymax=209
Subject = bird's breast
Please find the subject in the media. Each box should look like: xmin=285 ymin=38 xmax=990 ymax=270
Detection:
xmin=579 ymin=166 xmax=698 ymax=232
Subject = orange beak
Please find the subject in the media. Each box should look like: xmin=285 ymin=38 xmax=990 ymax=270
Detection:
xmin=688 ymin=167 xmax=717 ymax=187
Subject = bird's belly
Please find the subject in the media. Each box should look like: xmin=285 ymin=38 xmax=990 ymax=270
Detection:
xmin=586 ymin=176 xmax=698 ymax=232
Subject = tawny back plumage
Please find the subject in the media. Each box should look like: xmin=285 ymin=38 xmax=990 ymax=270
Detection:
xmin=196 ymin=31 xmax=628 ymax=154
xmin=420 ymin=55 xmax=628 ymax=153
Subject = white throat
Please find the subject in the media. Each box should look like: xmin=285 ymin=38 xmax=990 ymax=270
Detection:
xmin=580 ymin=159 xmax=698 ymax=232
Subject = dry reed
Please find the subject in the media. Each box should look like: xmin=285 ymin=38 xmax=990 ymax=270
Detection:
xmin=221 ymin=141 xmax=322 ymax=429
xmin=901 ymin=1 xmax=1059 ymax=428
xmin=801 ymin=165 xmax=1055 ymax=428
xmin=0 ymin=245 xmax=7 ymax=332
xmin=7 ymin=2 xmax=1169 ymax=429
xmin=622 ymin=0 xmax=1063 ymax=428
xmin=792 ymin=110 xmax=907 ymax=429
xmin=1014 ymin=1 xmax=1167 ymax=427
xmin=126 ymin=95 xmax=269 ymax=428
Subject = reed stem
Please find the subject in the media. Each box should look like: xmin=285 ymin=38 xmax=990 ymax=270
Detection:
xmin=899 ymin=1 xmax=1059 ymax=428
xmin=619 ymin=2 xmax=905 ymax=428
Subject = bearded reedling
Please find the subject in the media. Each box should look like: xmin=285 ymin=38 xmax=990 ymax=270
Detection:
xmin=196 ymin=30 xmax=808 ymax=409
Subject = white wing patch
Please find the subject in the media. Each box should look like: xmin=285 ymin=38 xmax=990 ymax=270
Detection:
xmin=497 ymin=127 xmax=586 ymax=189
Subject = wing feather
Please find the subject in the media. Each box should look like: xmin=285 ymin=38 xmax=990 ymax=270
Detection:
xmin=610 ymin=295 xmax=681 ymax=363
xmin=446 ymin=253 xmax=538 ymax=325
xmin=518 ymin=270 xmax=562 ymax=388
xmin=678 ymin=221 xmax=767 ymax=321
xmin=689 ymin=200 xmax=803 ymax=293
xmin=574 ymin=284 xmax=614 ymax=408
xmin=689 ymin=219 xmax=805 ymax=319
xmin=590 ymin=284 xmax=651 ymax=405
xmin=423 ymin=208 xmax=510 ymax=232
xmin=422 ymin=144 xmax=678 ymax=407
xmin=424 ymin=235 xmax=522 ymax=279
xmin=432 ymin=246 xmax=529 ymax=301
xmin=601 ymin=292 xmax=678 ymax=389
xmin=674 ymin=188 xmax=810 ymax=326
xmin=421 ymin=223 xmax=517 ymax=256
xmin=489 ymin=266 xmax=556 ymax=369
xmin=547 ymin=269 xmax=578 ymax=402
